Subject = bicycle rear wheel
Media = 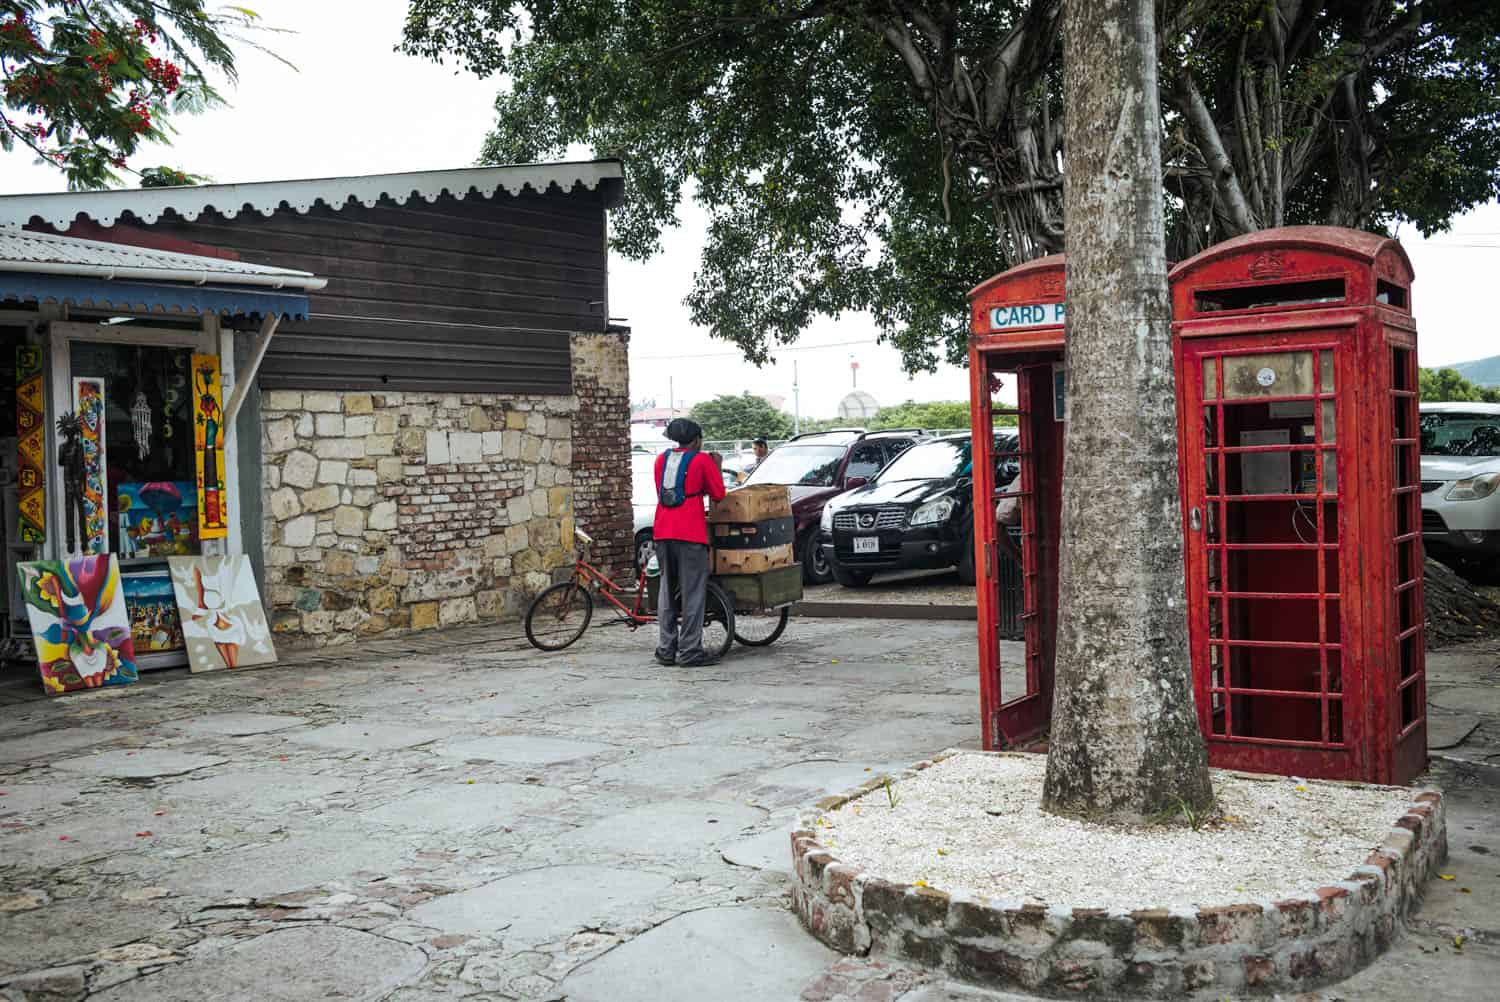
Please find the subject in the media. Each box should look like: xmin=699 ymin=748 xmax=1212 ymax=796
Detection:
xmin=525 ymin=582 xmax=593 ymax=651
xmin=701 ymin=581 xmax=736 ymax=661
xmin=733 ymin=607 xmax=790 ymax=647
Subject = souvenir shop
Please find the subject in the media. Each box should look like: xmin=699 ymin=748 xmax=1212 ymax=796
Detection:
xmin=0 ymin=228 xmax=320 ymax=682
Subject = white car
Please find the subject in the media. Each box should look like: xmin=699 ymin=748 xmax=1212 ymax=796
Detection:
xmin=1420 ymin=402 xmax=1500 ymax=578
xmin=632 ymin=452 xmax=658 ymax=570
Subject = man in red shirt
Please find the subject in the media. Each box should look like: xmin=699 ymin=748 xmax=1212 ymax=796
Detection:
xmin=654 ymin=418 xmax=727 ymax=666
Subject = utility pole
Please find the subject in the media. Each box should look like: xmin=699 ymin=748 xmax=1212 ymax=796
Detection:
xmin=793 ymin=360 xmax=801 ymax=436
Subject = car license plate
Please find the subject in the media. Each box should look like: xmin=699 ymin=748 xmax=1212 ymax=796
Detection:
xmin=853 ymin=536 xmax=880 ymax=554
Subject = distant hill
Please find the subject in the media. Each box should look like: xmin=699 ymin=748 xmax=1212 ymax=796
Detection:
xmin=1451 ymin=354 xmax=1500 ymax=388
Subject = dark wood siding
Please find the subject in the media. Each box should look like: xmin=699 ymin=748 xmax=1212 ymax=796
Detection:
xmin=133 ymin=187 xmax=609 ymax=395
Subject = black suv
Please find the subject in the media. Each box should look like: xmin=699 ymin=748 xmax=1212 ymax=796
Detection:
xmin=817 ymin=432 xmax=1019 ymax=587
xmin=742 ymin=428 xmax=924 ymax=583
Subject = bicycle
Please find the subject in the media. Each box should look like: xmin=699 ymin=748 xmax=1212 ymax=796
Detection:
xmin=524 ymin=529 xmax=737 ymax=657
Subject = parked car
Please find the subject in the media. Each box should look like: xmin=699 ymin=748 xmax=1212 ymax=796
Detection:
xmin=742 ymin=428 xmax=924 ymax=583
xmin=817 ymin=432 xmax=1019 ymax=587
xmin=1420 ymin=402 xmax=1500 ymax=579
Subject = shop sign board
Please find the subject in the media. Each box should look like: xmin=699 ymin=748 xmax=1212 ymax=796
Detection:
xmin=989 ymin=301 xmax=1066 ymax=332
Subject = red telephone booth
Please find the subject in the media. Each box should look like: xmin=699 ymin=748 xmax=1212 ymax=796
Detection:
xmin=967 ymin=256 xmax=1067 ymax=749
xmin=1170 ymin=226 xmax=1425 ymax=784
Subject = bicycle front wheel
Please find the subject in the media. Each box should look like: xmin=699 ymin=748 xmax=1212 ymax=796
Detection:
xmin=701 ymin=581 xmax=736 ymax=661
xmin=525 ymin=582 xmax=593 ymax=651
xmin=733 ymin=607 xmax=790 ymax=647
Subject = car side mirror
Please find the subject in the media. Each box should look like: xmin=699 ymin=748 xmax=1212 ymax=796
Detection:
xmin=844 ymin=476 xmax=869 ymax=489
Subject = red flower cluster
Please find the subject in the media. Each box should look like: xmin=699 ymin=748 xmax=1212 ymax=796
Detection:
xmin=125 ymin=90 xmax=151 ymax=134
xmin=131 ymin=18 xmax=158 ymax=44
xmin=0 ymin=15 xmax=40 ymax=52
xmin=144 ymin=57 xmax=180 ymax=94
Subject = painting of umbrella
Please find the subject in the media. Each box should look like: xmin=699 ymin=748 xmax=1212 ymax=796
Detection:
xmin=17 ymin=554 xmax=139 ymax=695
xmin=167 ymin=555 xmax=277 ymax=672
xmin=116 ymin=480 xmax=198 ymax=558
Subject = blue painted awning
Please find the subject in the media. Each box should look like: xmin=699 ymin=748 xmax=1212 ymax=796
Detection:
xmin=0 ymin=273 xmax=310 ymax=320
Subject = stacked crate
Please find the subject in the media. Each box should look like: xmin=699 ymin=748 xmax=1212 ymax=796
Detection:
xmin=709 ymin=485 xmax=803 ymax=610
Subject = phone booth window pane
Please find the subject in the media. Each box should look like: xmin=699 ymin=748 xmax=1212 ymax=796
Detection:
xmin=1320 ymin=401 xmax=1337 ymax=443
xmin=1222 ymin=351 xmax=1314 ymax=399
xmin=1202 ymin=358 xmax=1218 ymax=400
xmin=68 ymin=342 xmax=200 ymax=559
xmin=1319 ymin=350 xmax=1334 ymax=392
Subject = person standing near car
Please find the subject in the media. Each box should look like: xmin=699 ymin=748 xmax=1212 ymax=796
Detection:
xmin=654 ymin=418 xmax=727 ymax=666
xmin=746 ymin=437 xmax=770 ymax=476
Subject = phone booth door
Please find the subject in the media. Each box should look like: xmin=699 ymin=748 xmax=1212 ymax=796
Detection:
xmin=1179 ymin=335 xmax=1366 ymax=778
xmin=975 ymin=353 xmax=1061 ymax=748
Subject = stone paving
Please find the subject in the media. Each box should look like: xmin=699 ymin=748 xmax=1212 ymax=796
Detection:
xmin=0 ymin=619 xmax=1496 ymax=1001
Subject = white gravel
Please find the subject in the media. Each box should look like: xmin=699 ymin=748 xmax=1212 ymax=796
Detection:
xmin=819 ymin=752 xmax=1415 ymax=912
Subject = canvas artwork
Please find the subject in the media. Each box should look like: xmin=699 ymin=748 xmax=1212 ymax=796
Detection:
xmin=191 ymin=354 xmax=228 ymax=540
xmin=122 ymin=571 xmax=185 ymax=653
xmin=15 ymin=344 xmax=45 ymax=543
xmin=116 ymin=481 xmax=199 ymax=559
xmin=17 ymin=554 xmax=139 ymax=695
xmin=73 ymin=377 xmax=109 ymax=555
xmin=167 ymin=556 xmax=276 ymax=672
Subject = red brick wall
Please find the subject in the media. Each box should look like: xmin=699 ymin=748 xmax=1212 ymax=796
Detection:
xmin=571 ymin=330 xmax=634 ymax=577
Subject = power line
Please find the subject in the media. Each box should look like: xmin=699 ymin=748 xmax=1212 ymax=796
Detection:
xmin=633 ymin=337 xmax=880 ymax=362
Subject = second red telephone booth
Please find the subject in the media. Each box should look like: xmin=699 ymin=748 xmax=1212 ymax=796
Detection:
xmin=1170 ymin=226 xmax=1426 ymax=785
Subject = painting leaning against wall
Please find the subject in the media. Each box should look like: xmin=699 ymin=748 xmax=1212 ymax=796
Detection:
xmin=167 ymin=555 xmax=276 ymax=672
xmin=17 ymin=554 xmax=139 ymax=695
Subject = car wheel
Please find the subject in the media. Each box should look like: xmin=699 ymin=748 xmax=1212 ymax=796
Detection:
xmin=957 ymin=527 xmax=977 ymax=586
xmin=831 ymin=561 xmax=873 ymax=588
xmin=802 ymin=532 xmax=833 ymax=585
xmin=634 ymin=530 xmax=655 ymax=572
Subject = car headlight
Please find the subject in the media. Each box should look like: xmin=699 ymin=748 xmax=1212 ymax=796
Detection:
xmin=1446 ymin=473 xmax=1500 ymax=501
xmin=820 ymin=504 xmax=835 ymax=532
xmin=910 ymin=497 xmax=957 ymax=526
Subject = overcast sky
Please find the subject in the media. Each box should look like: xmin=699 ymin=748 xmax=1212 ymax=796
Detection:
xmin=2 ymin=0 xmax=1495 ymax=418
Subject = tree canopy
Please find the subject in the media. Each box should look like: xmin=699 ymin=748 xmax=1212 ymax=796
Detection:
xmin=1420 ymin=367 xmax=1500 ymax=404
xmin=0 ymin=1 xmax=275 ymax=188
xmin=403 ymin=0 xmax=1500 ymax=372
xmin=688 ymin=392 xmax=794 ymax=441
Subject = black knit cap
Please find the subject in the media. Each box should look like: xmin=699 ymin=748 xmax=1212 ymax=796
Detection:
xmin=665 ymin=418 xmax=703 ymax=445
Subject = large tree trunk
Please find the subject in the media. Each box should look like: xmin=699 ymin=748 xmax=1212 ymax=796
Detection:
xmin=1041 ymin=0 xmax=1214 ymax=823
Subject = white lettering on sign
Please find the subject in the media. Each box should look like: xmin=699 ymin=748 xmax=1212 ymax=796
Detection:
xmin=989 ymin=301 xmax=1066 ymax=331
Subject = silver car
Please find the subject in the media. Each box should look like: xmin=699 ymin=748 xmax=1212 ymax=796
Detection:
xmin=1420 ymin=402 xmax=1500 ymax=578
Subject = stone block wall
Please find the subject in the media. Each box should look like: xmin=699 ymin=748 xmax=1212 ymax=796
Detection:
xmin=570 ymin=330 xmax=633 ymax=577
xmin=258 ymin=331 xmax=631 ymax=646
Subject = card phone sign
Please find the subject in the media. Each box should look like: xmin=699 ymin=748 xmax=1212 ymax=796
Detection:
xmin=989 ymin=301 xmax=1066 ymax=331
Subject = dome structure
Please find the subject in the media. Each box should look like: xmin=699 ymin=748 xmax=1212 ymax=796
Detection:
xmin=837 ymin=390 xmax=880 ymax=421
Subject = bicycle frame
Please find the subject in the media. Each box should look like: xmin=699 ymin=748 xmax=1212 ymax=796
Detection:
xmin=570 ymin=555 xmax=655 ymax=627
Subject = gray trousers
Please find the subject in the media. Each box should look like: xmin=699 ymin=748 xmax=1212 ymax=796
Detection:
xmin=656 ymin=539 xmax=709 ymax=661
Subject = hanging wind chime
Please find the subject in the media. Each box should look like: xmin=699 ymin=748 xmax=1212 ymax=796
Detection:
xmin=131 ymin=347 xmax=152 ymax=461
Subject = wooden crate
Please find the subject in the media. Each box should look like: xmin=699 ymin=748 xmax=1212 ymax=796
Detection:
xmin=715 ymin=565 xmax=804 ymax=611
xmin=711 ymin=542 xmax=795 ymax=576
xmin=710 ymin=485 xmax=792 ymax=523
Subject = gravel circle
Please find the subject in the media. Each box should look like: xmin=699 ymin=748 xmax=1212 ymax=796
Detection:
xmin=820 ymin=752 xmax=1415 ymax=912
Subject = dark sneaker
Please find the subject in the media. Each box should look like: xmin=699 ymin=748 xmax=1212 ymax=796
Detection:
xmin=676 ymin=653 xmax=721 ymax=667
xmin=654 ymin=650 xmax=677 ymax=667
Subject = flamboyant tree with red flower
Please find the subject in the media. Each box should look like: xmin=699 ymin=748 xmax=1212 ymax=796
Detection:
xmin=1 ymin=2 xmax=274 ymax=188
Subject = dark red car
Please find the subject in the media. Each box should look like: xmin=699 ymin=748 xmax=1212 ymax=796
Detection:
xmin=741 ymin=429 xmax=924 ymax=583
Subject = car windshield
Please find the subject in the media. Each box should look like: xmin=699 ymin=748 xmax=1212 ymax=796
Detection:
xmin=878 ymin=438 xmax=973 ymax=482
xmin=1421 ymin=412 xmax=1500 ymax=457
xmin=745 ymin=445 xmax=846 ymax=487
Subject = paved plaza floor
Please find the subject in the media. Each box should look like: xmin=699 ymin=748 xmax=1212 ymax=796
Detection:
xmin=1 ymin=618 xmax=1496 ymax=1001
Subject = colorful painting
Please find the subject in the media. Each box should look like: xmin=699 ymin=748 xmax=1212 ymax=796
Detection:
xmin=191 ymin=354 xmax=227 ymax=540
xmin=116 ymin=481 xmax=198 ymax=559
xmin=122 ymin=571 xmax=184 ymax=653
xmin=168 ymin=555 xmax=276 ymax=672
xmin=16 ymin=344 xmax=45 ymax=543
xmin=17 ymin=555 xmax=138 ymax=695
xmin=72 ymin=377 xmax=108 ymax=555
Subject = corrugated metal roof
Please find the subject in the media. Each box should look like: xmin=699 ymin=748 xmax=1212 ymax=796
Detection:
xmin=0 ymin=159 xmax=625 ymax=231
xmin=0 ymin=227 xmax=323 ymax=288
